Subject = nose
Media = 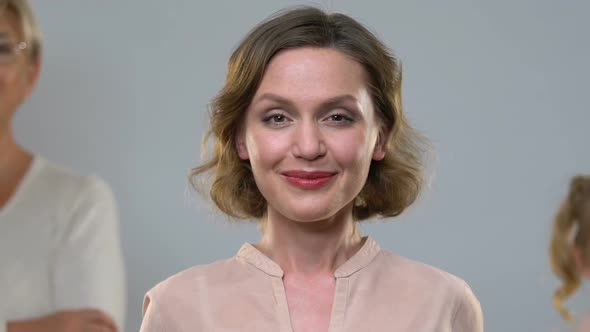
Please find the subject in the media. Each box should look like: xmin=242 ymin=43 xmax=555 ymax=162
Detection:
xmin=292 ymin=120 xmax=326 ymax=161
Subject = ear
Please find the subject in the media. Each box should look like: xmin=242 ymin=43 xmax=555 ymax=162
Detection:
xmin=235 ymin=128 xmax=249 ymax=160
xmin=372 ymin=128 xmax=389 ymax=161
xmin=573 ymin=246 xmax=590 ymax=279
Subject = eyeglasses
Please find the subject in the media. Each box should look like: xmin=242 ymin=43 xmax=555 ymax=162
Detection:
xmin=0 ymin=40 xmax=27 ymax=65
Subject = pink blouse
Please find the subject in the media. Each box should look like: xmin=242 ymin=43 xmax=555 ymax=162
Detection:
xmin=576 ymin=313 xmax=590 ymax=332
xmin=140 ymin=237 xmax=483 ymax=331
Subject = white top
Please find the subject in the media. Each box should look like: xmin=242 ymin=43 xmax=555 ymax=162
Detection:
xmin=0 ymin=156 xmax=126 ymax=332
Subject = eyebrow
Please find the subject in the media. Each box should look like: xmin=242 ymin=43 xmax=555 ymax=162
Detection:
xmin=252 ymin=93 xmax=359 ymax=110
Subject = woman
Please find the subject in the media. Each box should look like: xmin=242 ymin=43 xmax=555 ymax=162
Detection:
xmin=0 ymin=1 xmax=125 ymax=331
xmin=140 ymin=7 xmax=483 ymax=332
xmin=550 ymin=175 xmax=590 ymax=332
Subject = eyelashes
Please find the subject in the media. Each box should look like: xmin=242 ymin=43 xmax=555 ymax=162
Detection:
xmin=0 ymin=42 xmax=13 ymax=54
xmin=261 ymin=110 xmax=357 ymax=128
xmin=262 ymin=113 xmax=289 ymax=125
xmin=325 ymin=113 xmax=355 ymax=123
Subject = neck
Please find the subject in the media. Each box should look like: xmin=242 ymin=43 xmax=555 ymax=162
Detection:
xmin=0 ymin=125 xmax=30 ymax=183
xmin=257 ymin=204 xmax=363 ymax=276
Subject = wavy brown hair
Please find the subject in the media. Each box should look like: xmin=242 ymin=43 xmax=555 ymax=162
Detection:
xmin=190 ymin=6 xmax=427 ymax=221
xmin=550 ymin=175 xmax=590 ymax=321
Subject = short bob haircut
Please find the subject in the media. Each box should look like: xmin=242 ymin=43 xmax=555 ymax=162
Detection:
xmin=0 ymin=0 xmax=42 ymax=63
xmin=191 ymin=6 xmax=426 ymax=221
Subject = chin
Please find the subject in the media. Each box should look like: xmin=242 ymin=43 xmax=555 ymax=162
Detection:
xmin=265 ymin=190 xmax=354 ymax=223
xmin=277 ymin=202 xmax=343 ymax=223
xmin=286 ymin=212 xmax=332 ymax=223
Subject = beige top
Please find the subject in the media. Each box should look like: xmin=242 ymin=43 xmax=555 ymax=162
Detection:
xmin=576 ymin=314 xmax=590 ymax=332
xmin=140 ymin=237 xmax=483 ymax=332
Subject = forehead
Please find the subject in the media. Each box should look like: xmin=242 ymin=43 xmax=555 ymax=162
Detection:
xmin=256 ymin=47 xmax=368 ymax=98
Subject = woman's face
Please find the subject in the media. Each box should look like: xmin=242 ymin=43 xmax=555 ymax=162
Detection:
xmin=237 ymin=47 xmax=386 ymax=223
xmin=0 ymin=10 xmax=39 ymax=131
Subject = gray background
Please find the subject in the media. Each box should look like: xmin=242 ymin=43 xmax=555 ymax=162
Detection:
xmin=14 ymin=0 xmax=589 ymax=331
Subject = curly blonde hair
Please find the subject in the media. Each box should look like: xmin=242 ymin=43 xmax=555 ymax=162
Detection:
xmin=190 ymin=6 xmax=427 ymax=221
xmin=550 ymin=175 xmax=590 ymax=321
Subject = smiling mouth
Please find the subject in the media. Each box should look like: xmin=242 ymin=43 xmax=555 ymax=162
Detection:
xmin=281 ymin=171 xmax=337 ymax=189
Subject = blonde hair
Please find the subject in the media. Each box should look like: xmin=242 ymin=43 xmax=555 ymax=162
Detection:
xmin=0 ymin=0 xmax=42 ymax=63
xmin=550 ymin=175 xmax=590 ymax=321
xmin=191 ymin=6 xmax=426 ymax=221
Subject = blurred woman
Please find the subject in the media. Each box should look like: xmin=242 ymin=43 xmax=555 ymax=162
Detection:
xmin=550 ymin=175 xmax=590 ymax=332
xmin=0 ymin=1 xmax=125 ymax=331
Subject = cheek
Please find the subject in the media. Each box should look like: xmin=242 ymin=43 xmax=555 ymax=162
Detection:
xmin=0 ymin=70 xmax=25 ymax=94
xmin=0 ymin=72 xmax=11 ymax=88
xmin=328 ymin=129 xmax=375 ymax=165
xmin=246 ymin=130 xmax=290 ymax=166
xmin=3 ymin=67 xmax=21 ymax=81
xmin=0 ymin=71 xmax=23 ymax=104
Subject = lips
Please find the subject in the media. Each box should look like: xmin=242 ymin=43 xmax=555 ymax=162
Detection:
xmin=281 ymin=170 xmax=337 ymax=189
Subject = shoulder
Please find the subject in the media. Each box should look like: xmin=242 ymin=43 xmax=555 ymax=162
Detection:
xmin=29 ymin=157 xmax=119 ymax=242
xmin=375 ymin=250 xmax=468 ymax=290
xmin=142 ymin=257 xmax=250 ymax=329
xmin=576 ymin=313 xmax=590 ymax=332
xmin=30 ymin=156 xmax=116 ymax=210
xmin=373 ymin=250 xmax=483 ymax=330
xmin=141 ymin=257 xmax=261 ymax=330
xmin=144 ymin=257 xmax=245 ymax=308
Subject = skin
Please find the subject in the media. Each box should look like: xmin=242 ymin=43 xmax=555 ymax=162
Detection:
xmin=0 ymin=9 xmax=38 ymax=209
xmin=7 ymin=310 xmax=118 ymax=332
xmin=236 ymin=47 xmax=386 ymax=332
xmin=0 ymin=10 xmax=117 ymax=332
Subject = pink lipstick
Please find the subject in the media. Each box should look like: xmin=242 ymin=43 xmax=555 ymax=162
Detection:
xmin=281 ymin=170 xmax=337 ymax=189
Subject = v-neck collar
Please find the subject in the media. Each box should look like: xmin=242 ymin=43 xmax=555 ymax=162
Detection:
xmin=236 ymin=236 xmax=381 ymax=279
xmin=0 ymin=155 xmax=41 ymax=218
